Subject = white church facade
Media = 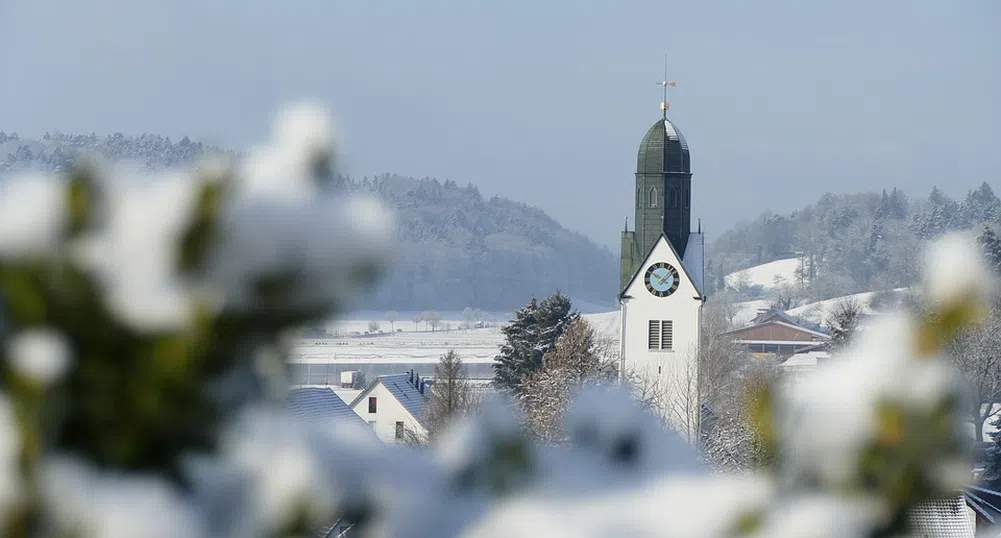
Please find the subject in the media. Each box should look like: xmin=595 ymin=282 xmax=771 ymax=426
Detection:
xmin=619 ymin=102 xmax=705 ymax=441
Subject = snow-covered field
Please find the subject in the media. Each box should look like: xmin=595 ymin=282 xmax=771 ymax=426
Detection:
xmin=292 ymin=312 xmax=622 ymax=383
xmin=724 ymin=257 xmax=802 ymax=290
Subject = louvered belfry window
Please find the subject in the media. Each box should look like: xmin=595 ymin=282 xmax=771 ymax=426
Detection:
xmin=648 ymin=320 xmax=673 ymax=351
xmin=660 ymin=320 xmax=673 ymax=350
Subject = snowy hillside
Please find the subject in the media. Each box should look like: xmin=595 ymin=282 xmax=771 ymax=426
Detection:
xmin=724 ymin=257 xmax=803 ymax=291
xmin=788 ymin=288 xmax=908 ymax=327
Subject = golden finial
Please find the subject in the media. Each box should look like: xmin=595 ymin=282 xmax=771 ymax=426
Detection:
xmin=656 ymin=55 xmax=676 ymax=118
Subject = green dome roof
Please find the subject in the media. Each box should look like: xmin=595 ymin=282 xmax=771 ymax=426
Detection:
xmin=636 ymin=118 xmax=690 ymax=174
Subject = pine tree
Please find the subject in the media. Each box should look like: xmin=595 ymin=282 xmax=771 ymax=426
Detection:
xmin=492 ymin=291 xmax=578 ymax=394
xmin=979 ymin=227 xmax=1001 ymax=274
xmin=962 ymin=182 xmax=1001 ymax=225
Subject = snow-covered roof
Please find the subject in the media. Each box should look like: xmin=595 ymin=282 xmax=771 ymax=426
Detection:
xmin=286 ymin=387 xmax=365 ymax=426
xmin=782 ymin=350 xmax=830 ymax=369
xmin=351 ymin=373 xmax=427 ymax=424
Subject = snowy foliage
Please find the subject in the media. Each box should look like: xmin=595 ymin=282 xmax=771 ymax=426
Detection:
xmin=422 ymin=350 xmax=477 ymax=442
xmin=708 ymin=184 xmax=1001 ymax=305
xmin=5 ymin=329 xmax=71 ymax=386
xmin=0 ymin=103 xmax=995 ymax=537
xmin=492 ymin=291 xmax=578 ymax=394
xmin=518 ymin=319 xmax=617 ymax=442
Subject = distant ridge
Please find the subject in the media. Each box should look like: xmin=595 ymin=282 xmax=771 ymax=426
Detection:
xmin=0 ymin=132 xmax=618 ymax=311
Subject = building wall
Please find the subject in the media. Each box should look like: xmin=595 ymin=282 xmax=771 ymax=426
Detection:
xmin=620 ymin=236 xmax=702 ymax=441
xmin=350 ymin=382 xmax=426 ymax=444
xmin=730 ymin=322 xmax=824 ymax=342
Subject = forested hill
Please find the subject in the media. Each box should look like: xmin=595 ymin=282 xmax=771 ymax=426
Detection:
xmin=706 ymin=184 xmax=1001 ymax=302
xmin=0 ymin=131 xmax=618 ymax=311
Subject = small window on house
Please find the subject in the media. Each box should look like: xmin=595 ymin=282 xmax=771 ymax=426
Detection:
xmin=368 ymin=396 xmax=377 ymax=413
xmin=649 ymin=320 xmax=673 ymax=351
xmin=395 ymin=421 xmax=405 ymax=440
xmin=649 ymin=187 xmax=658 ymax=208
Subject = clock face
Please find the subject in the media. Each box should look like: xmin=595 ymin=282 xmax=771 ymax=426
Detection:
xmin=644 ymin=262 xmax=680 ymax=297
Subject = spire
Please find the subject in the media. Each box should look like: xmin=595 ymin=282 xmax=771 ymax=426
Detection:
xmin=656 ymin=55 xmax=677 ymax=119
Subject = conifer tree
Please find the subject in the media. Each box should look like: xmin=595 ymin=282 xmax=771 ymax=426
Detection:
xmin=979 ymin=226 xmax=1001 ymax=274
xmin=492 ymin=291 xmax=578 ymax=394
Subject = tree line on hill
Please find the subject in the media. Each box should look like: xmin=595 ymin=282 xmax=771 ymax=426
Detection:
xmin=707 ymin=184 xmax=1001 ymax=305
xmin=0 ymin=132 xmax=617 ymax=312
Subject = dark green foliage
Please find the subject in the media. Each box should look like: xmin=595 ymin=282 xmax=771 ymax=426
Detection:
xmin=492 ymin=292 xmax=578 ymax=394
xmin=0 ymin=162 xmax=329 ymax=485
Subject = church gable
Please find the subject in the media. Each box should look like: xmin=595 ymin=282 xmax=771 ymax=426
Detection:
xmin=621 ymin=234 xmax=701 ymax=301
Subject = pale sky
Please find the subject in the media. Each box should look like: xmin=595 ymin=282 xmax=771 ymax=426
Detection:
xmin=1 ymin=1 xmax=998 ymax=249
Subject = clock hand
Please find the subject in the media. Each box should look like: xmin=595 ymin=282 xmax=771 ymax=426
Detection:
xmin=657 ymin=272 xmax=670 ymax=285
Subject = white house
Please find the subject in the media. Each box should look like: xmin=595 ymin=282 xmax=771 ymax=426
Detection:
xmin=349 ymin=372 xmax=428 ymax=443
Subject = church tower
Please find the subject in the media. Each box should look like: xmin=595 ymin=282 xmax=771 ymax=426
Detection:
xmin=618 ymin=72 xmax=704 ymax=442
xmin=620 ymin=114 xmax=693 ymax=291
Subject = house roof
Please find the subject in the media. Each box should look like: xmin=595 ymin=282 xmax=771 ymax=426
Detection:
xmin=724 ymin=319 xmax=831 ymax=341
xmin=908 ymin=497 xmax=976 ymax=537
xmin=963 ymin=486 xmax=1001 ymax=527
xmin=350 ymin=373 xmax=427 ymax=425
xmin=620 ymin=232 xmax=705 ymax=300
xmin=286 ymin=387 xmax=366 ymax=426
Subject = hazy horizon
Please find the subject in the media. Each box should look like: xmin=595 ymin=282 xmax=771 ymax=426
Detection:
xmin=1 ymin=1 xmax=998 ymax=250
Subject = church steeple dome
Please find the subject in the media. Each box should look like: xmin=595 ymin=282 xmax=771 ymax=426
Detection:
xmin=633 ymin=117 xmax=693 ymax=263
xmin=637 ymin=118 xmax=691 ymax=175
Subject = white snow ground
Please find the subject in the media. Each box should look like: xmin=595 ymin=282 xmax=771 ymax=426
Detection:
xmin=292 ymin=312 xmax=623 ymax=383
xmin=724 ymin=257 xmax=802 ymax=290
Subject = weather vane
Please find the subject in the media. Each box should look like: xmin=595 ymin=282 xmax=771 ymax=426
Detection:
xmin=656 ymin=55 xmax=676 ymax=118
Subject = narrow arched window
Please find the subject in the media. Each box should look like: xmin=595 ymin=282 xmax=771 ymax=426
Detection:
xmin=684 ymin=189 xmax=690 ymax=209
xmin=637 ymin=188 xmax=642 ymax=208
xmin=649 ymin=187 xmax=658 ymax=208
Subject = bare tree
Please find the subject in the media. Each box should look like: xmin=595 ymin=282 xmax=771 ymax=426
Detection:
xmin=519 ymin=318 xmax=616 ymax=442
xmin=386 ymin=310 xmax=398 ymax=332
xmin=949 ymin=303 xmax=1001 ymax=442
xmin=654 ymin=293 xmax=763 ymax=468
xmin=367 ymin=320 xmax=380 ymax=334
xmin=825 ymin=297 xmax=865 ymax=351
xmin=422 ymin=350 xmax=477 ymax=442
xmin=426 ymin=311 xmax=441 ymax=332
xmin=411 ymin=314 xmax=421 ymax=332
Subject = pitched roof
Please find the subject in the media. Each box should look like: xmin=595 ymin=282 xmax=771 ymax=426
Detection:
xmin=350 ymin=373 xmax=428 ymax=425
xmin=620 ymin=232 xmax=704 ymax=300
xmin=724 ymin=319 xmax=831 ymax=341
xmin=908 ymin=497 xmax=976 ymax=537
xmin=681 ymin=232 xmax=705 ymax=296
xmin=286 ymin=387 xmax=365 ymax=426
xmin=962 ymin=485 xmax=1001 ymax=527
